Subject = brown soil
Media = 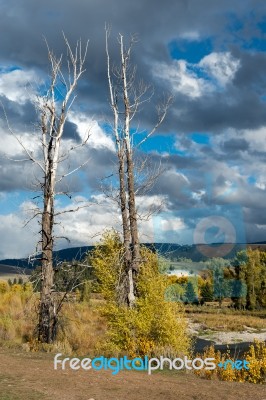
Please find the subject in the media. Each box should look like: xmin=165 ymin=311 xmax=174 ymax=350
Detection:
xmin=0 ymin=348 xmax=266 ymax=400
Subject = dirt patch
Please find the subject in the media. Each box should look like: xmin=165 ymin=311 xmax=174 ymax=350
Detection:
xmin=188 ymin=319 xmax=266 ymax=344
xmin=0 ymin=348 xmax=266 ymax=400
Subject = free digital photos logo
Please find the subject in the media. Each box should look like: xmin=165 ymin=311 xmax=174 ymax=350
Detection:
xmin=54 ymin=354 xmax=249 ymax=375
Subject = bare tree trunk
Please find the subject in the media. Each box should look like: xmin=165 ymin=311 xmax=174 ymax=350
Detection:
xmin=120 ymin=34 xmax=141 ymax=305
xmin=36 ymin=36 xmax=88 ymax=342
xmin=105 ymin=28 xmax=171 ymax=308
xmin=118 ymin=148 xmax=131 ymax=261
xmin=38 ymin=191 xmax=56 ymax=342
xmin=38 ymin=143 xmax=57 ymax=342
xmin=106 ymin=27 xmax=135 ymax=306
xmin=126 ymin=149 xmax=141 ymax=273
xmin=118 ymin=146 xmax=134 ymax=305
xmin=4 ymin=35 xmax=90 ymax=341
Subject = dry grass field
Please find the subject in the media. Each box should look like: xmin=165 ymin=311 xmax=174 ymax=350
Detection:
xmin=0 ymin=265 xmax=30 ymax=282
xmin=0 ymin=347 xmax=266 ymax=400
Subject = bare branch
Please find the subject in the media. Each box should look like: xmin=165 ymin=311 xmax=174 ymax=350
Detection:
xmin=56 ymin=159 xmax=90 ymax=183
xmin=135 ymin=94 xmax=173 ymax=148
xmin=105 ymin=24 xmax=121 ymax=153
xmin=54 ymin=203 xmax=92 ymax=216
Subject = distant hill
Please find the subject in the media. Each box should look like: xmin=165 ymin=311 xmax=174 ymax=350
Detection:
xmin=0 ymin=264 xmax=32 ymax=281
xmin=0 ymin=246 xmax=95 ymax=269
xmin=1 ymin=242 xmax=266 ymax=270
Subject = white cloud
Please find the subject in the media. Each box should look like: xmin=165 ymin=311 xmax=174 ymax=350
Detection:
xmin=0 ymin=68 xmax=40 ymax=104
xmin=241 ymin=126 xmax=266 ymax=152
xmin=255 ymin=181 xmax=266 ymax=190
xmin=192 ymin=190 xmax=205 ymax=201
xmin=0 ymin=192 xmax=171 ymax=259
xmin=153 ymin=51 xmax=240 ymax=98
xmin=68 ymin=112 xmax=115 ymax=151
xmin=199 ymin=52 xmax=240 ymax=86
xmin=0 ymin=210 xmax=38 ymax=259
xmin=160 ymin=217 xmax=185 ymax=231
xmin=0 ymin=196 xmax=121 ymax=258
xmin=153 ymin=59 xmax=210 ymax=98
xmin=0 ymin=127 xmax=41 ymax=157
xmin=136 ymin=194 xmax=167 ymax=210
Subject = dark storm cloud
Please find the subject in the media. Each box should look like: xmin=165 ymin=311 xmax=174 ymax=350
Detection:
xmin=0 ymin=0 xmax=265 ymax=138
xmin=85 ymin=146 xmax=117 ymax=190
xmin=0 ymin=96 xmax=37 ymax=132
xmin=221 ymin=138 xmax=249 ymax=153
xmin=168 ymin=89 xmax=266 ymax=134
xmin=1 ymin=0 xmax=266 ymax=245
xmin=63 ymin=120 xmax=79 ymax=141
xmin=151 ymin=152 xmax=200 ymax=170
xmin=0 ymin=0 xmax=240 ymax=66
xmin=244 ymin=206 xmax=266 ymax=225
xmin=244 ymin=223 xmax=266 ymax=243
xmin=233 ymin=51 xmax=266 ymax=92
xmin=0 ymin=155 xmax=39 ymax=191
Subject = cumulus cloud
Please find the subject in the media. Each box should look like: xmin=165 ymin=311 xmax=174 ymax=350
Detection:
xmin=68 ymin=113 xmax=115 ymax=151
xmin=1 ymin=0 xmax=266 ymax=257
xmin=0 ymin=193 xmax=170 ymax=258
xmin=0 ymin=206 xmax=39 ymax=259
xmin=199 ymin=52 xmax=240 ymax=86
xmin=0 ymin=68 xmax=41 ymax=104
xmin=153 ymin=51 xmax=240 ymax=99
xmin=153 ymin=59 xmax=211 ymax=98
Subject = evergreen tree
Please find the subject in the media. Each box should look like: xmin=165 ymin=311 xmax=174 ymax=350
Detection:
xmin=18 ymin=277 xmax=23 ymax=285
xmin=231 ymin=279 xmax=247 ymax=309
xmin=204 ymin=257 xmax=232 ymax=306
xmin=201 ymin=281 xmax=214 ymax=303
xmin=185 ymin=281 xmax=198 ymax=303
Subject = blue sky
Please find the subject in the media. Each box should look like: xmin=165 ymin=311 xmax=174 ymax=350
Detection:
xmin=0 ymin=0 xmax=266 ymax=258
xmin=168 ymin=38 xmax=213 ymax=63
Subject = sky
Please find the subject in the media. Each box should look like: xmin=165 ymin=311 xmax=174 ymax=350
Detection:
xmin=1 ymin=0 xmax=266 ymax=258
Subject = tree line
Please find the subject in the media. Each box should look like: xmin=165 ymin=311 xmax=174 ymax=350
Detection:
xmin=166 ymin=249 xmax=266 ymax=310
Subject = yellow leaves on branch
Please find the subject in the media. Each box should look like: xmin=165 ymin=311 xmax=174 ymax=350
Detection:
xmin=195 ymin=340 xmax=266 ymax=384
xmin=90 ymin=230 xmax=191 ymax=358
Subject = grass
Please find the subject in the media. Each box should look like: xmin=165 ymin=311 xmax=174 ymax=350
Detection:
xmin=0 ymin=265 xmax=31 ymax=283
xmin=56 ymin=299 xmax=106 ymax=355
xmin=185 ymin=304 xmax=266 ymax=317
xmin=0 ymin=374 xmax=45 ymax=400
xmin=186 ymin=306 xmax=266 ymax=331
xmin=0 ymin=284 xmax=265 ymax=356
xmin=0 ymin=388 xmax=45 ymax=400
xmin=0 ymin=285 xmax=107 ymax=356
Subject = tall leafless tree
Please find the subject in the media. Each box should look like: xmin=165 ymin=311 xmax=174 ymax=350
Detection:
xmin=105 ymin=27 xmax=171 ymax=307
xmin=105 ymin=30 xmax=132 ymax=306
xmin=3 ymin=35 xmax=89 ymax=343
xmin=37 ymin=35 xmax=89 ymax=343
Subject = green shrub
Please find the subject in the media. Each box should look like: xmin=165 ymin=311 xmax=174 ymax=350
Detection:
xmin=92 ymin=231 xmax=191 ymax=357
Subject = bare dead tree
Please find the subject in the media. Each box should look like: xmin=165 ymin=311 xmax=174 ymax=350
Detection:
xmin=105 ymin=28 xmax=132 ymax=306
xmin=36 ymin=35 xmax=89 ymax=343
xmin=3 ymin=34 xmax=89 ymax=343
xmin=105 ymin=27 xmax=172 ymax=307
